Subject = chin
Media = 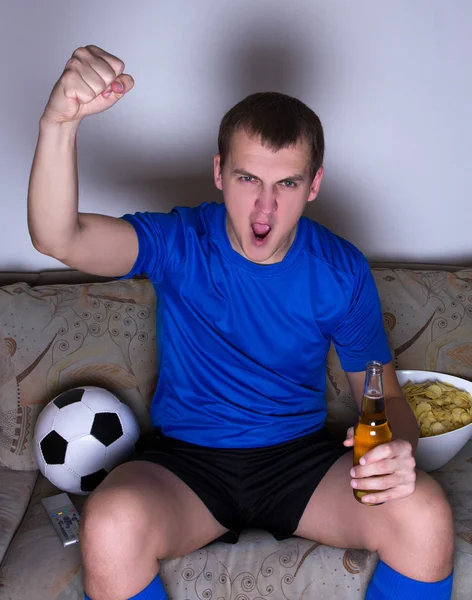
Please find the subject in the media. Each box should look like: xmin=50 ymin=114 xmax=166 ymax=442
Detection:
xmin=243 ymin=237 xmax=280 ymax=264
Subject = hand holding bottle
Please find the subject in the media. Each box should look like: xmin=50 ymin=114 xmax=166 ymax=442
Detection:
xmin=344 ymin=361 xmax=417 ymax=505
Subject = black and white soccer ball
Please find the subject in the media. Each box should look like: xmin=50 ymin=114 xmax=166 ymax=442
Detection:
xmin=34 ymin=386 xmax=140 ymax=495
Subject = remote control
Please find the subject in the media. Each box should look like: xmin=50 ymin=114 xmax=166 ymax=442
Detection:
xmin=41 ymin=492 xmax=80 ymax=547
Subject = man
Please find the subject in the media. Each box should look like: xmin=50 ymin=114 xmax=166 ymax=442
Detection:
xmin=28 ymin=45 xmax=454 ymax=600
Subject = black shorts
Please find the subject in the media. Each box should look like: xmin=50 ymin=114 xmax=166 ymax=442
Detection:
xmin=129 ymin=427 xmax=350 ymax=543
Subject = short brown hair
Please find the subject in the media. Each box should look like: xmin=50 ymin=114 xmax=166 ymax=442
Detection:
xmin=218 ymin=92 xmax=325 ymax=179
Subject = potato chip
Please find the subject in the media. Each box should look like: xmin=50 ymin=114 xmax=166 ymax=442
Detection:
xmin=416 ymin=401 xmax=432 ymax=416
xmin=401 ymin=378 xmax=472 ymax=438
xmin=430 ymin=421 xmax=447 ymax=435
xmin=462 ymin=413 xmax=472 ymax=425
xmin=420 ymin=417 xmax=436 ymax=433
xmin=418 ymin=410 xmax=434 ymax=425
xmin=425 ymin=384 xmax=442 ymax=399
xmin=440 ymin=420 xmax=453 ymax=430
xmin=451 ymin=407 xmax=466 ymax=422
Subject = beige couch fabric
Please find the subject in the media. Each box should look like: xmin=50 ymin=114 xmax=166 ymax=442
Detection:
xmin=0 ymin=281 xmax=156 ymax=470
xmin=0 ymin=474 xmax=83 ymax=598
xmin=0 ymin=467 xmax=37 ymax=564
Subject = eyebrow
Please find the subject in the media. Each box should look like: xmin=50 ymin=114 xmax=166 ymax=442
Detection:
xmin=232 ymin=168 xmax=305 ymax=183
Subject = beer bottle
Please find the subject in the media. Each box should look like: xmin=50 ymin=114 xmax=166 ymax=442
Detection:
xmin=353 ymin=360 xmax=392 ymax=505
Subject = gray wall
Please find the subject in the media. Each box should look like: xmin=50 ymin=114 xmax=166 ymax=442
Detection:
xmin=1 ymin=0 xmax=471 ymax=271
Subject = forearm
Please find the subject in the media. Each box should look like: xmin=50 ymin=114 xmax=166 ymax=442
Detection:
xmin=386 ymin=395 xmax=419 ymax=452
xmin=27 ymin=118 xmax=81 ymax=258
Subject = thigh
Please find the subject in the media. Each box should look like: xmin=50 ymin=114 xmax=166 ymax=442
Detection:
xmin=294 ymin=451 xmax=453 ymax=573
xmin=294 ymin=451 xmax=384 ymax=548
xmin=83 ymin=460 xmax=229 ymax=559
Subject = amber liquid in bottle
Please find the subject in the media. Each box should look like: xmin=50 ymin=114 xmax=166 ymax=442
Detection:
xmin=353 ymin=361 xmax=392 ymax=506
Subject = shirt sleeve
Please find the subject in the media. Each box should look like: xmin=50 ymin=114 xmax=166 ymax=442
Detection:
xmin=331 ymin=257 xmax=392 ymax=372
xmin=118 ymin=209 xmax=186 ymax=282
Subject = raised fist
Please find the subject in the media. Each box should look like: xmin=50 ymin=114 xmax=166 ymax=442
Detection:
xmin=42 ymin=45 xmax=134 ymax=124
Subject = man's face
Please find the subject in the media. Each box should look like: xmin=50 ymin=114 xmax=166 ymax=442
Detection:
xmin=214 ymin=129 xmax=324 ymax=265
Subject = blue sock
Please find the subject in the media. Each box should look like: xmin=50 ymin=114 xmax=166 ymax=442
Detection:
xmin=366 ymin=560 xmax=453 ymax=600
xmin=84 ymin=572 xmax=168 ymax=599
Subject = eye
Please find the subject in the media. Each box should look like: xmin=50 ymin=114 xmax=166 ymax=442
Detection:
xmin=239 ymin=175 xmax=257 ymax=183
xmin=281 ymin=180 xmax=297 ymax=189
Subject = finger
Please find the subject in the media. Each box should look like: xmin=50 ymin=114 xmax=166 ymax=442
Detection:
xmin=89 ymin=56 xmax=122 ymax=90
xmin=113 ymin=74 xmax=134 ymax=94
xmin=351 ymin=455 xmax=416 ymax=479
xmin=61 ymin=69 xmax=97 ymax=105
xmin=76 ymin=45 xmax=125 ymax=79
xmin=68 ymin=52 xmax=117 ymax=93
xmin=343 ymin=427 xmax=354 ymax=446
xmin=351 ymin=471 xmax=414 ymax=491
xmin=102 ymin=74 xmax=134 ymax=99
xmin=360 ymin=482 xmax=416 ymax=505
xmin=63 ymin=58 xmax=109 ymax=103
xmin=76 ymin=63 xmax=109 ymax=98
xmin=359 ymin=439 xmax=413 ymax=465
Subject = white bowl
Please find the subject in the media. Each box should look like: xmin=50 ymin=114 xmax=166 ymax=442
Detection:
xmin=396 ymin=370 xmax=472 ymax=472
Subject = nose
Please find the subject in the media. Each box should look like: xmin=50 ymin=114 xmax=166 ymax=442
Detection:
xmin=255 ymin=186 xmax=277 ymax=214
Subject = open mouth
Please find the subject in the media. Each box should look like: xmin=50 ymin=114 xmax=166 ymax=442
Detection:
xmin=251 ymin=223 xmax=271 ymax=244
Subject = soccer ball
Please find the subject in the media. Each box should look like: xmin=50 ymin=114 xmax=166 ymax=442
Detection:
xmin=34 ymin=386 xmax=140 ymax=495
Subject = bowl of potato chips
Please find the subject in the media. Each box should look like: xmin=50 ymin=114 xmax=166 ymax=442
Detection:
xmin=397 ymin=370 xmax=472 ymax=472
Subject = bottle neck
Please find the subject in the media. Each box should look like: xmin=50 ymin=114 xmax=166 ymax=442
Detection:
xmin=360 ymin=393 xmax=388 ymax=420
xmin=360 ymin=363 xmax=387 ymax=421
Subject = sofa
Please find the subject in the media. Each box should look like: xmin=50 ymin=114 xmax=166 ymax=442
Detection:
xmin=0 ymin=265 xmax=471 ymax=600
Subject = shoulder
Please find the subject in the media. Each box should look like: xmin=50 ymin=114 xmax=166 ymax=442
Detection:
xmin=301 ymin=217 xmax=367 ymax=278
xmin=169 ymin=201 xmax=217 ymax=224
xmin=133 ymin=201 xmax=215 ymax=227
xmin=122 ymin=202 xmax=218 ymax=240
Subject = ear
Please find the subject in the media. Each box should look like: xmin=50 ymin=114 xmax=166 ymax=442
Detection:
xmin=214 ymin=154 xmax=223 ymax=190
xmin=307 ymin=166 xmax=324 ymax=203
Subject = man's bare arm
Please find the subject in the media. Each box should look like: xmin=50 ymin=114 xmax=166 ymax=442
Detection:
xmin=28 ymin=45 xmax=137 ymax=277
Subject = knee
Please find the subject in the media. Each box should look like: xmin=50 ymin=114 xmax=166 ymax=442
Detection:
xmin=391 ymin=471 xmax=454 ymax=553
xmin=408 ymin=473 xmax=453 ymax=532
xmin=80 ymin=465 xmax=160 ymax=562
xmin=81 ymin=488 xmax=142 ymax=561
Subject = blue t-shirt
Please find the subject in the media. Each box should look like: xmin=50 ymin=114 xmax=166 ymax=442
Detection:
xmin=120 ymin=202 xmax=391 ymax=448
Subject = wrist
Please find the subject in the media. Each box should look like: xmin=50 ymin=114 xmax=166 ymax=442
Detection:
xmin=39 ymin=114 xmax=81 ymax=137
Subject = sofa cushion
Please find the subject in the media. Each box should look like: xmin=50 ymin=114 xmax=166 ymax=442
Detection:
xmin=0 ymin=467 xmax=37 ymax=564
xmin=0 ymin=473 xmax=83 ymax=597
xmin=1 ymin=441 xmax=471 ymax=599
xmin=0 ymin=280 xmax=156 ymax=470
